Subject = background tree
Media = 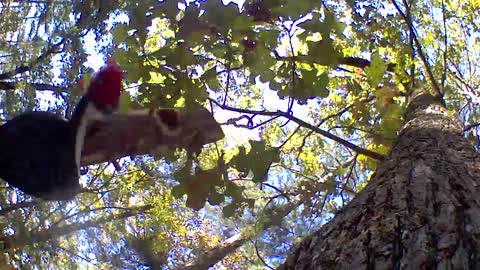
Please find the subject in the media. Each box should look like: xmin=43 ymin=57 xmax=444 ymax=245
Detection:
xmin=0 ymin=0 xmax=479 ymax=269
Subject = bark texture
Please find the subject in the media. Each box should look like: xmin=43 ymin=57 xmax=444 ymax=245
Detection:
xmin=280 ymin=91 xmax=480 ymax=269
xmin=81 ymin=106 xmax=224 ymax=165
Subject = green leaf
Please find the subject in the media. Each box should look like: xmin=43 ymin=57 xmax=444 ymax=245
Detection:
xmin=129 ymin=4 xmax=151 ymax=46
xmin=233 ymin=14 xmax=254 ymax=33
xmin=126 ymin=64 xmax=141 ymax=82
xmin=222 ymin=203 xmax=236 ymax=218
xmin=112 ymin=49 xmax=129 ymax=67
xmin=224 ymin=181 xmax=245 ymax=200
xmin=258 ymin=69 xmax=276 ymax=83
xmin=245 ymin=44 xmax=276 ymax=74
xmin=159 ymin=0 xmax=180 ymax=21
xmin=208 ymin=191 xmax=225 ymax=205
xmin=273 ymin=0 xmax=315 ymax=18
xmin=175 ymin=168 xmax=224 ymax=210
xmin=229 ymin=140 xmax=280 ymax=183
xmin=299 ymin=12 xmax=322 ymax=32
xmin=182 ymin=78 xmax=208 ymax=104
xmin=290 ymin=70 xmax=329 ymax=102
xmin=118 ymin=91 xmax=132 ymax=113
xmin=299 ymin=11 xmax=345 ymax=38
xmin=203 ymin=67 xmax=222 ymax=92
xmin=307 ymin=40 xmax=339 ymax=66
xmin=319 ymin=11 xmax=340 ymax=37
xmin=346 ymin=80 xmax=363 ymax=95
xmin=246 ymin=198 xmax=255 ymax=209
xmin=257 ymin=29 xmax=280 ymax=48
xmin=171 ymin=183 xmax=187 ymax=199
xmin=111 ymin=23 xmax=129 ymax=44
xmin=378 ymin=104 xmax=402 ymax=138
xmin=365 ymin=51 xmax=387 ymax=87
xmin=203 ymin=0 xmax=239 ymax=33
xmin=165 ymin=44 xmax=196 ymax=67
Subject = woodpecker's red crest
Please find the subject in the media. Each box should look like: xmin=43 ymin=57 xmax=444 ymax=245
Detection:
xmin=86 ymin=59 xmax=123 ymax=112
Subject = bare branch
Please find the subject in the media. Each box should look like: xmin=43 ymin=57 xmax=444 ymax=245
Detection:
xmin=210 ymin=99 xmax=385 ymax=161
xmin=441 ymin=0 xmax=448 ymax=89
xmin=177 ymin=204 xmax=296 ymax=270
xmin=338 ymin=57 xmax=397 ymax=72
xmin=463 ymin=122 xmax=480 ymax=133
xmin=0 ymin=199 xmax=41 ymax=216
xmin=0 ymin=205 xmax=153 ymax=250
xmin=0 ymin=38 xmax=64 ymax=81
xmin=254 ymin=239 xmax=274 ymax=270
xmin=273 ymin=55 xmax=397 ymax=72
xmin=392 ymin=0 xmax=443 ymax=97
xmin=0 ymin=81 xmax=68 ymax=92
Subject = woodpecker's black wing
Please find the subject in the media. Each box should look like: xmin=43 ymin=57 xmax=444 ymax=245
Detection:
xmin=0 ymin=111 xmax=81 ymax=200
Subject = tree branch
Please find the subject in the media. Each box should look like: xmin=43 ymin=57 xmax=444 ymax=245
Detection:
xmin=0 ymin=199 xmax=41 ymax=216
xmin=273 ymin=55 xmax=397 ymax=72
xmin=210 ymin=99 xmax=385 ymax=161
xmin=392 ymin=0 xmax=443 ymax=97
xmin=0 ymin=38 xmax=64 ymax=81
xmin=0 ymin=205 xmax=153 ymax=250
xmin=0 ymin=4 xmax=97 ymax=83
xmin=0 ymin=81 xmax=68 ymax=92
xmin=338 ymin=57 xmax=397 ymax=72
xmin=463 ymin=122 xmax=480 ymax=133
xmin=81 ymin=106 xmax=225 ymax=165
xmin=441 ymin=0 xmax=448 ymax=89
xmin=177 ymin=204 xmax=296 ymax=270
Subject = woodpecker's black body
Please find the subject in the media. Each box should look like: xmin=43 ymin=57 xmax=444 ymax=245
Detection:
xmin=0 ymin=113 xmax=78 ymax=199
xmin=0 ymin=61 xmax=122 ymax=200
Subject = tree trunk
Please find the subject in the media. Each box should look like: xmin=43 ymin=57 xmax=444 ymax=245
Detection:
xmin=280 ymin=90 xmax=480 ymax=269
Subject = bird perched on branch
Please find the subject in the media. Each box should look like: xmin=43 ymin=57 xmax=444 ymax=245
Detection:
xmin=0 ymin=60 xmax=123 ymax=200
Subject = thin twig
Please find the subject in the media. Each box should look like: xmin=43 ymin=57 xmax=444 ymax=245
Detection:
xmin=441 ymin=0 xmax=448 ymax=89
xmin=254 ymin=239 xmax=274 ymax=270
xmin=0 ymin=38 xmax=65 ymax=80
xmin=210 ymin=98 xmax=385 ymax=160
xmin=463 ymin=122 xmax=480 ymax=133
xmin=262 ymin=182 xmax=291 ymax=202
xmin=392 ymin=0 xmax=443 ymax=97
xmin=276 ymin=125 xmax=301 ymax=150
xmin=0 ymin=82 xmax=68 ymax=92
xmin=0 ymin=199 xmax=40 ymax=216
xmin=223 ymin=61 xmax=232 ymax=106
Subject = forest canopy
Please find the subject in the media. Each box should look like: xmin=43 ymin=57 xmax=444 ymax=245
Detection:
xmin=0 ymin=0 xmax=479 ymax=269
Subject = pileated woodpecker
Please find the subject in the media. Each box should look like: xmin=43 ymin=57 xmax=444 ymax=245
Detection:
xmin=0 ymin=61 xmax=123 ymax=200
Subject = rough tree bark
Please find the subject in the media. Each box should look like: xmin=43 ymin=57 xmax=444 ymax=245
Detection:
xmin=280 ymin=89 xmax=480 ymax=269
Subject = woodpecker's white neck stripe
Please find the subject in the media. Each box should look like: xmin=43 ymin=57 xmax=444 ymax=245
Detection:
xmin=74 ymin=103 xmax=108 ymax=175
